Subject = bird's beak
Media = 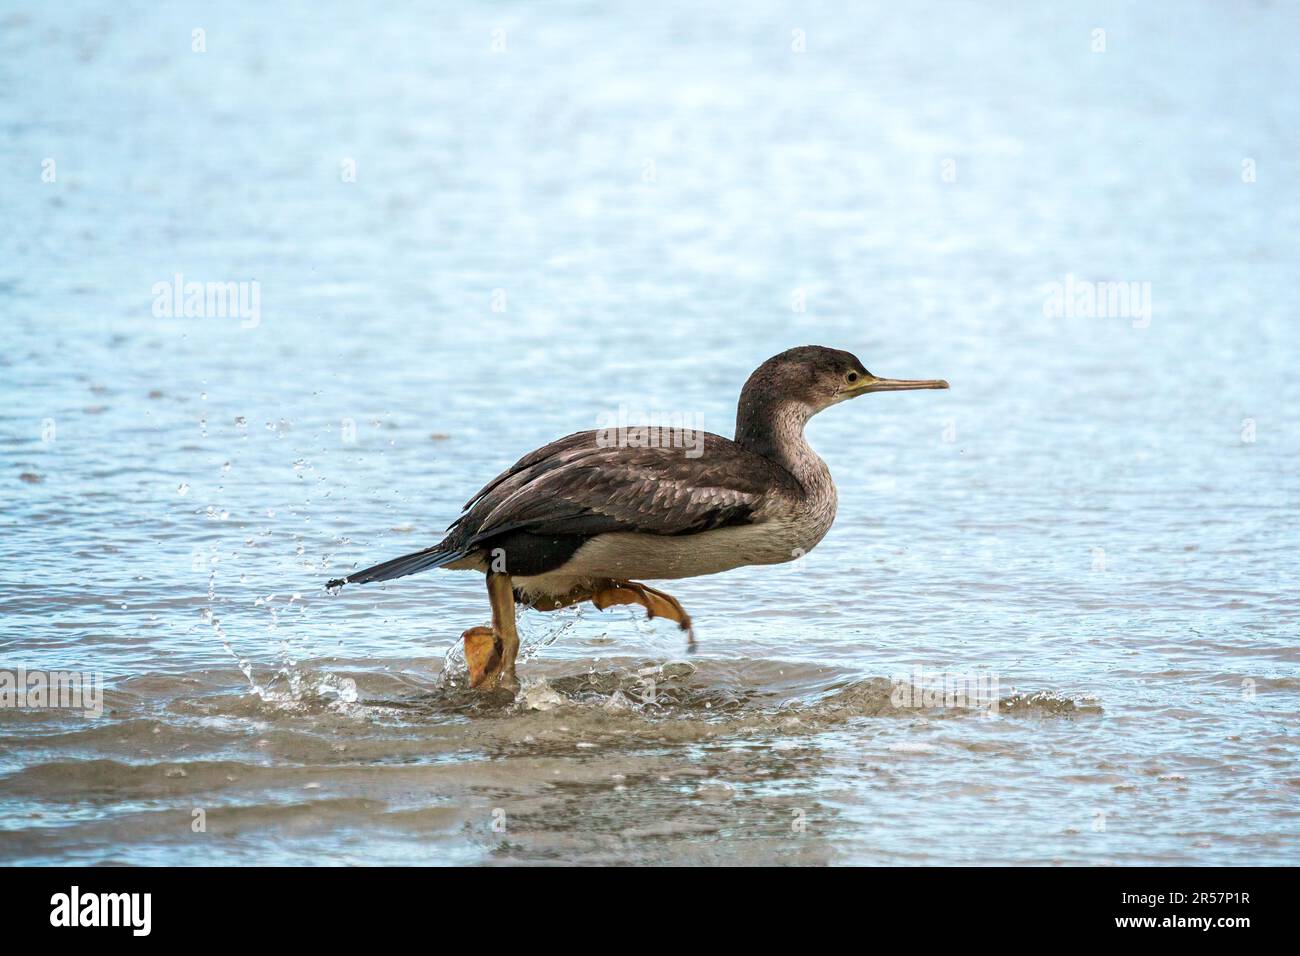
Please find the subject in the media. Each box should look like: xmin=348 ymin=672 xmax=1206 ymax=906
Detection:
xmin=851 ymin=374 xmax=950 ymax=395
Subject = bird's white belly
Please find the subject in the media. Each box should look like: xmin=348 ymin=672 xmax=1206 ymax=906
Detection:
xmin=513 ymin=518 xmax=826 ymax=598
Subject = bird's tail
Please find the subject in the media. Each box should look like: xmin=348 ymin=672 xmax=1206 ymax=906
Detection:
xmin=326 ymin=546 xmax=462 ymax=590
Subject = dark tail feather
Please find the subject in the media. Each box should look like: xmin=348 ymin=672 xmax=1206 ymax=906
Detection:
xmin=326 ymin=547 xmax=461 ymax=589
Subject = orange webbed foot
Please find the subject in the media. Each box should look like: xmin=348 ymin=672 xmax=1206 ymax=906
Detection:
xmin=461 ymin=625 xmax=503 ymax=688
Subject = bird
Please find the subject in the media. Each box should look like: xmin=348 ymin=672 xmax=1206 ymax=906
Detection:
xmin=327 ymin=346 xmax=948 ymax=690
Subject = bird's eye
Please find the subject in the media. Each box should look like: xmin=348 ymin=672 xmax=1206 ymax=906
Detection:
xmin=845 ymin=371 xmax=860 ymax=384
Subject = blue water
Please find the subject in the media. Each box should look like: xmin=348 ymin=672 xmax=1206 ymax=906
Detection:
xmin=1 ymin=0 xmax=1297 ymax=865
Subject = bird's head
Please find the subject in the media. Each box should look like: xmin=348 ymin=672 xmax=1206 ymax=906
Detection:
xmin=744 ymin=345 xmax=949 ymax=415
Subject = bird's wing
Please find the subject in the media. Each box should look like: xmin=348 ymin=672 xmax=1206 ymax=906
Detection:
xmin=446 ymin=430 xmax=791 ymax=546
xmin=454 ymin=430 xmax=595 ymax=519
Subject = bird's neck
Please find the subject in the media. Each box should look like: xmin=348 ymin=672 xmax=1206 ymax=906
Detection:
xmin=734 ymin=396 xmax=829 ymax=495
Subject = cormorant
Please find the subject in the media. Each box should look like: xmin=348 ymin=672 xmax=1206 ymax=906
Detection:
xmin=328 ymin=346 xmax=948 ymax=689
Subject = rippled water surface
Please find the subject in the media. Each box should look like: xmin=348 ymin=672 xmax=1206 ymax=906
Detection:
xmin=2 ymin=1 xmax=1298 ymax=865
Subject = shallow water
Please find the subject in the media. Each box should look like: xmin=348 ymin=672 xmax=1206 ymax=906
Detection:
xmin=2 ymin=0 xmax=1298 ymax=865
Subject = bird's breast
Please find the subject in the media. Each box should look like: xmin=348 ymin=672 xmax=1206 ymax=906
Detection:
xmin=764 ymin=476 xmax=837 ymax=561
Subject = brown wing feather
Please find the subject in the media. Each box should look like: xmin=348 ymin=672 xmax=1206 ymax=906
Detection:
xmin=442 ymin=430 xmax=794 ymax=550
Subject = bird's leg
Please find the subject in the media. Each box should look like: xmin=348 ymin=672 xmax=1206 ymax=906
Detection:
xmin=487 ymin=571 xmax=521 ymax=690
xmin=515 ymin=580 xmax=697 ymax=654
xmin=523 ymin=587 xmax=594 ymax=612
xmin=461 ymin=572 xmax=521 ymax=690
xmin=591 ymin=580 xmax=696 ymax=649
